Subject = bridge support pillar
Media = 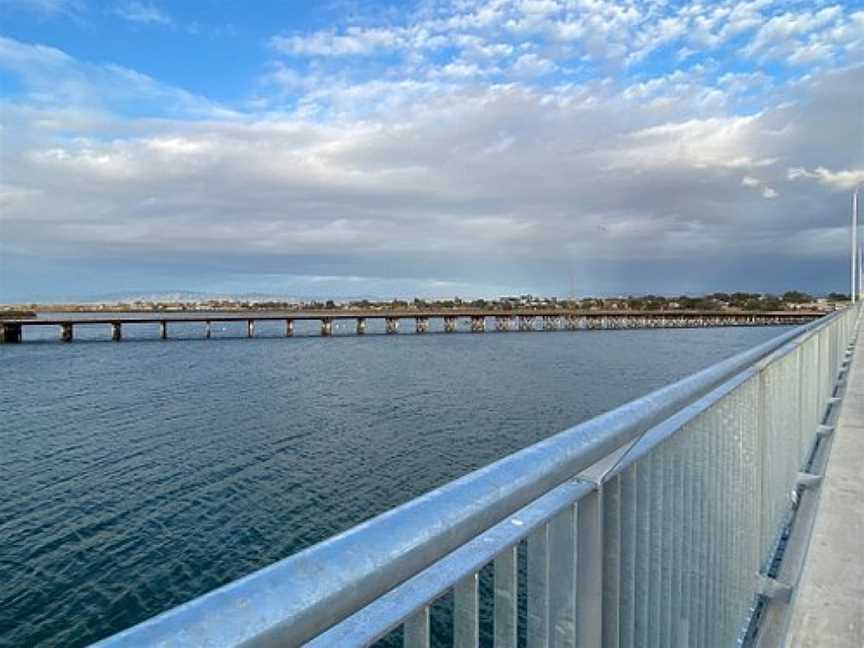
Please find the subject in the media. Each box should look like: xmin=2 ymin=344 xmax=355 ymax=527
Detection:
xmin=443 ymin=316 xmax=457 ymax=333
xmin=247 ymin=320 xmax=255 ymax=338
xmin=356 ymin=318 xmax=366 ymax=335
xmin=286 ymin=320 xmax=294 ymax=337
xmin=159 ymin=321 xmax=168 ymax=339
xmin=495 ymin=316 xmax=512 ymax=332
xmin=543 ymin=316 xmax=559 ymax=331
xmin=204 ymin=321 xmax=211 ymax=339
xmin=385 ymin=317 xmax=399 ymax=335
xmin=415 ymin=317 xmax=429 ymax=334
xmin=1 ymin=323 xmax=22 ymax=343
xmin=59 ymin=323 xmax=73 ymax=342
xmin=320 ymin=318 xmax=333 ymax=337
xmin=111 ymin=322 xmax=122 ymax=341
xmin=518 ymin=316 xmax=534 ymax=332
xmin=470 ymin=315 xmax=485 ymax=333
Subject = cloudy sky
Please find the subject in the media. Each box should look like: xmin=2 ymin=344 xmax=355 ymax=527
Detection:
xmin=1 ymin=0 xmax=863 ymax=302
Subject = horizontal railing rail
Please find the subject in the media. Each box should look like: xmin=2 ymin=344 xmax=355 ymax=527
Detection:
xmin=91 ymin=303 xmax=860 ymax=647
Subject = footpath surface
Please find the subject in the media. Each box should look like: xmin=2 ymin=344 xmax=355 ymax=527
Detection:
xmin=786 ymin=316 xmax=864 ymax=647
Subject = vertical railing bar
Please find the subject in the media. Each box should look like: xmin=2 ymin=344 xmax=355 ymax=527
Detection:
xmin=619 ymin=465 xmax=637 ymax=648
xmin=549 ymin=504 xmax=577 ymax=648
xmin=682 ymin=429 xmax=694 ymax=644
xmin=648 ymin=451 xmax=663 ymax=647
xmin=797 ymin=347 xmax=807 ymax=468
xmin=454 ymin=572 xmax=479 ymax=648
xmin=527 ymin=523 xmax=550 ymax=648
xmin=634 ymin=456 xmax=651 ymax=647
xmin=695 ymin=423 xmax=709 ymax=648
xmin=576 ymin=489 xmax=603 ymax=648
xmin=716 ymin=395 xmax=728 ymax=645
xmin=731 ymin=384 xmax=746 ymax=641
xmin=494 ymin=545 xmax=518 ymax=648
xmin=757 ymin=367 xmax=770 ymax=568
xmin=660 ymin=445 xmax=674 ymax=648
xmin=708 ymin=409 xmax=721 ymax=648
xmin=724 ymin=387 xmax=739 ymax=643
xmin=403 ymin=606 xmax=430 ymax=648
xmin=745 ymin=375 xmax=761 ymax=635
xmin=669 ymin=435 xmax=684 ymax=647
xmin=602 ymin=476 xmax=621 ymax=646
xmin=740 ymin=379 xmax=758 ymax=641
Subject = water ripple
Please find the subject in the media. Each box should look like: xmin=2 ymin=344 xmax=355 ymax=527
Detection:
xmin=0 ymin=326 xmax=790 ymax=646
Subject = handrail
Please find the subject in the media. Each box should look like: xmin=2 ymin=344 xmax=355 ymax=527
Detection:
xmin=91 ymin=309 xmax=846 ymax=647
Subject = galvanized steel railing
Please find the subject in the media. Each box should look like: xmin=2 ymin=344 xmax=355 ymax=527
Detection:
xmin=93 ymin=304 xmax=861 ymax=648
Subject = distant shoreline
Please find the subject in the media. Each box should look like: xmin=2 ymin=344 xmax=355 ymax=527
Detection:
xmin=0 ymin=310 xmax=36 ymax=319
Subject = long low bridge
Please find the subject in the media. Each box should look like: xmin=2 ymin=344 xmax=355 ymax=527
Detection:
xmin=89 ymin=303 xmax=860 ymax=647
xmin=0 ymin=309 xmax=823 ymax=343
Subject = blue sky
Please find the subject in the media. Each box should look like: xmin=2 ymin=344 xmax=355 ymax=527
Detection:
xmin=1 ymin=0 xmax=863 ymax=302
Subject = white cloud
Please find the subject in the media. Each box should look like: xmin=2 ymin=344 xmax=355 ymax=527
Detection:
xmin=788 ymin=166 xmax=864 ymax=191
xmin=512 ymin=53 xmax=556 ymax=76
xmin=3 ymin=7 xmax=864 ymax=297
xmin=0 ymin=36 xmax=235 ymax=119
xmin=112 ymin=1 xmax=173 ymax=25
xmin=263 ymin=0 xmax=864 ymax=90
xmin=0 ymin=0 xmax=83 ymax=16
xmin=271 ymin=26 xmax=409 ymax=57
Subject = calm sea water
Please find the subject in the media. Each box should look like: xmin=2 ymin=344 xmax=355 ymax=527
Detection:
xmin=0 ymin=319 xmax=793 ymax=646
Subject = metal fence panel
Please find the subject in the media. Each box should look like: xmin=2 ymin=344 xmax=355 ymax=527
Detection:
xmin=89 ymin=305 xmax=860 ymax=648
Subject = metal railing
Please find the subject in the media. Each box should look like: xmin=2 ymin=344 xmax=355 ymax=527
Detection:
xmin=93 ymin=304 xmax=861 ymax=647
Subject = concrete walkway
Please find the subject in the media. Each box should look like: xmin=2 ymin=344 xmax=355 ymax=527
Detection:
xmin=786 ymin=316 xmax=864 ymax=647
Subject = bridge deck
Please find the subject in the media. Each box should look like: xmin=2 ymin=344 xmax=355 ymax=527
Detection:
xmin=0 ymin=309 xmax=823 ymax=326
xmin=787 ymin=315 xmax=864 ymax=647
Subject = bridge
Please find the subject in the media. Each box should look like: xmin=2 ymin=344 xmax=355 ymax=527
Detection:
xmin=0 ymin=309 xmax=822 ymax=343
xmin=87 ymin=302 xmax=860 ymax=647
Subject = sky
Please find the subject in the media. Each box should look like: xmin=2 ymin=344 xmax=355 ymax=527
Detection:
xmin=1 ymin=0 xmax=863 ymax=302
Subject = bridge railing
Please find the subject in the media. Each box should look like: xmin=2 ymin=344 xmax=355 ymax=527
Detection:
xmin=93 ymin=304 xmax=861 ymax=648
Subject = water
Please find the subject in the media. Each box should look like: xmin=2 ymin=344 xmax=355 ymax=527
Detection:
xmin=0 ymin=321 xmax=794 ymax=646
